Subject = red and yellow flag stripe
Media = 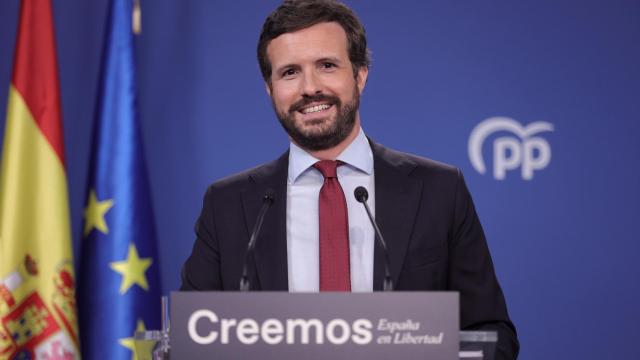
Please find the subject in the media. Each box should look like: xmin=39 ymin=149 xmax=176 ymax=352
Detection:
xmin=0 ymin=0 xmax=79 ymax=358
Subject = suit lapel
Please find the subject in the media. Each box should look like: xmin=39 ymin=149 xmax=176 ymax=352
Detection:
xmin=241 ymin=151 xmax=289 ymax=291
xmin=371 ymin=141 xmax=423 ymax=291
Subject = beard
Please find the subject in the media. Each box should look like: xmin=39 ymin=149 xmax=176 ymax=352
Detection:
xmin=273 ymin=86 xmax=359 ymax=152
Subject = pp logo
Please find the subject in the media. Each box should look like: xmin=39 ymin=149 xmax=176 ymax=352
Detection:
xmin=468 ymin=117 xmax=554 ymax=180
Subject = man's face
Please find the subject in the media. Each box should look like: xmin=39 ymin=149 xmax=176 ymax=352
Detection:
xmin=266 ymin=22 xmax=368 ymax=151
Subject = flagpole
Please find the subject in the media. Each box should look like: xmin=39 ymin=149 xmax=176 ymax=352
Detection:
xmin=133 ymin=0 xmax=141 ymax=35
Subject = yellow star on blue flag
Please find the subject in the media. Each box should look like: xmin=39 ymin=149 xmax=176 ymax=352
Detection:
xmin=119 ymin=319 xmax=148 ymax=360
xmin=110 ymin=243 xmax=153 ymax=294
xmin=83 ymin=189 xmax=114 ymax=236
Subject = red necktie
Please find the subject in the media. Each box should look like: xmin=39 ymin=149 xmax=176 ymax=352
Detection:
xmin=314 ymin=160 xmax=351 ymax=291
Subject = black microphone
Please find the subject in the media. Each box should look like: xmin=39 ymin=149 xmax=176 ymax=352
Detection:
xmin=239 ymin=189 xmax=275 ymax=291
xmin=354 ymin=186 xmax=393 ymax=291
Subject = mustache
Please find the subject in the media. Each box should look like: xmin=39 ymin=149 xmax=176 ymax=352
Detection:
xmin=289 ymin=94 xmax=341 ymax=113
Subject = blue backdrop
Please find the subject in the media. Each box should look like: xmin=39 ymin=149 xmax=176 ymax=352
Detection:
xmin=1 ymin=1 xmax=638 ymax=358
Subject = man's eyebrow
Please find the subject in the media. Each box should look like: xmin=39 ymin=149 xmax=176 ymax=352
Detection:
xmin=317 ymin=57 xmax=342 ymax=64
xmin=273 ymin=57 xmax=343 ymax=76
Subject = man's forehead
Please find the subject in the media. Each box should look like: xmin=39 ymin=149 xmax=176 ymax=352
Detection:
xmin=266 ymin=22 xmax=349 ymax=64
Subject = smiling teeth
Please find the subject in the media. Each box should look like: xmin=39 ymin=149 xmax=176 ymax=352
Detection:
xmin=302 ymin=104 xmax=330 ymax=114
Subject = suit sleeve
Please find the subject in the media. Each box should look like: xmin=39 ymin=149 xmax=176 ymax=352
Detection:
xmin=449 ymin=169 xmax=519 ymax=359
xmin=180 ymin=186 xmax=223 ymax=290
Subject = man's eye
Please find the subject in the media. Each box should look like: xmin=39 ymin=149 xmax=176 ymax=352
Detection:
xmin=322 ymin=62 xmax=336 ymax=69
xmin=282 ymin=69 xmax=296 ymax=77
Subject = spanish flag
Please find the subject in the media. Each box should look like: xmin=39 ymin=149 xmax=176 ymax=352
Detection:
xmin=0 ymin=0 xmax=80 ymax=358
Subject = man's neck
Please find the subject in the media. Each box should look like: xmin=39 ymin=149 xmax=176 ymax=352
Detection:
xmin=305 ymin=118 xmax=361 ymax=161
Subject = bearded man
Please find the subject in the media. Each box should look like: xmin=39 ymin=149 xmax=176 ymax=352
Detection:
xmin=180 ymin=1 xmax=519 ymax=358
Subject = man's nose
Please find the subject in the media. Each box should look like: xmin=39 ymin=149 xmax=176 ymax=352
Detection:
xmin=300 ymin=70 xmax=322 ymax=96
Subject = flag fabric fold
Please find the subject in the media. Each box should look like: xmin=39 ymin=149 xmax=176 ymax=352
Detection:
xmin=0 ymin=0 xmax=80 ymax=358
xmin=78 ymin=0 xmax=161 ymax=358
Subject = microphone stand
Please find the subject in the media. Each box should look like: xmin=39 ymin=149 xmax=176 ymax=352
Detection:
xmin=239 ymin=190 xmax=274 ymax=291
xmin=354 ymin=187 xmax=393 ymax=291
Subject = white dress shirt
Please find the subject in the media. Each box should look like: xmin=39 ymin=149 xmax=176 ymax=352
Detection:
xmin=286 ymin=128 xmax=375 ymax=292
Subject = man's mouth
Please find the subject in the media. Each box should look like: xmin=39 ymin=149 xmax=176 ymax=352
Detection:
xmin=299 ymin=104 xmax=332 ymax=114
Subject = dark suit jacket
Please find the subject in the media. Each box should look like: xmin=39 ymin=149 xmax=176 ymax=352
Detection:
xmin=181 ymin=140 xmax=519 ymax=359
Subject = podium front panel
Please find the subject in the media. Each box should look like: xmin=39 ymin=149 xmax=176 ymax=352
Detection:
xmin=171 ymin=291 xmax=459 ymax=360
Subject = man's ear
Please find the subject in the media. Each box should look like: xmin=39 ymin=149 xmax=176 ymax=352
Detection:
xmin=356 ymin=66 xmax=368 ymax=94
xmin=265 ymin=81 xmax=272 ymax=96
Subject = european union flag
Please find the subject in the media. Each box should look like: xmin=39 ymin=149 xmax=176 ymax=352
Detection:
xmin=78 ymin=0 xmax=161 ymax=358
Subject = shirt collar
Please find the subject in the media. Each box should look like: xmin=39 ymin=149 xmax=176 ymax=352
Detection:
xmin=288 ymin=127 xmax=373 ymax=183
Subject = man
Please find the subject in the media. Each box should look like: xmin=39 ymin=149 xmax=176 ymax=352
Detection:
xmin=181 ymin=0 xmax=518 ymax=358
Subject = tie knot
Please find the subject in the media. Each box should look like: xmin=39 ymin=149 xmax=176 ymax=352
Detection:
xmin=314 ymin=160 xmax=341 ymax=179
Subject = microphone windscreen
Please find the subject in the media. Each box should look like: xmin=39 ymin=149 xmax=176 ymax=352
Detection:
xmin=264 ymin=189 xmax=276 ymax=202
xmin=354 ymin=186 xmax=368 ymax=202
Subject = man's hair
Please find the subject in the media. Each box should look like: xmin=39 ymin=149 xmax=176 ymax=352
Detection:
xmin=257 ymin=0 xmax=371 ymax=83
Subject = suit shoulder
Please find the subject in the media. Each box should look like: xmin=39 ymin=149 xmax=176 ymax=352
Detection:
xmin=208 ymin=164 xmax=261 ymax=191
xmin=204 ymin=151 xmax=288 ymax=196
xmin=406 ymin=151 xmax=459 ymax=177
xmin=375 ymin=143 xmax=461 ymax=180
